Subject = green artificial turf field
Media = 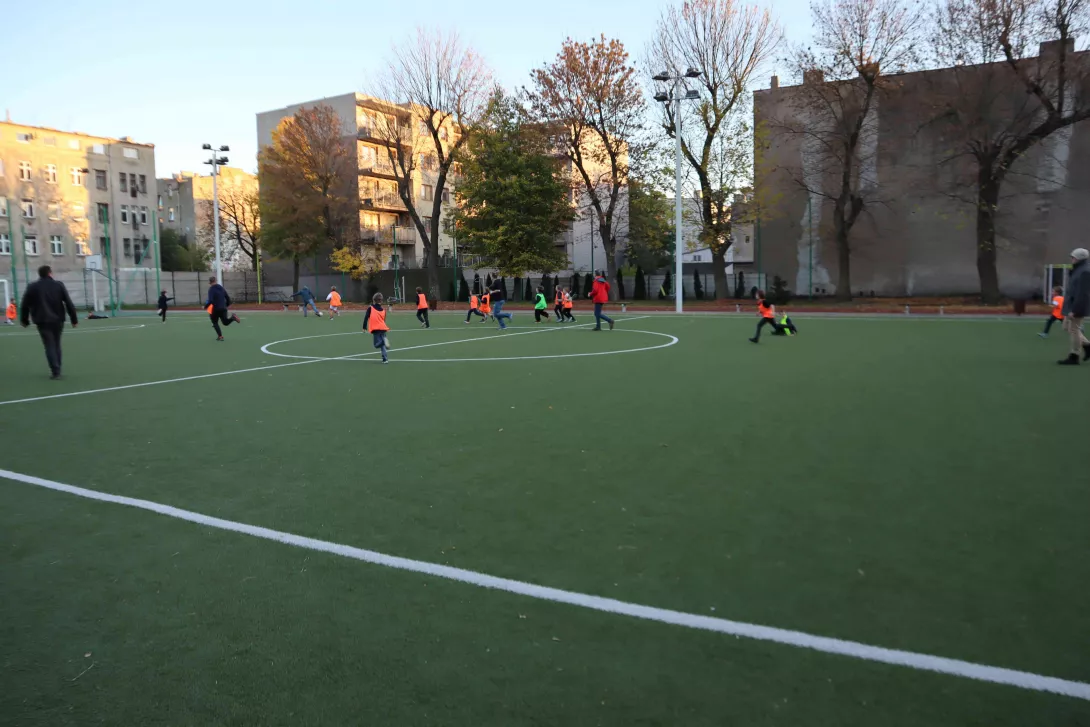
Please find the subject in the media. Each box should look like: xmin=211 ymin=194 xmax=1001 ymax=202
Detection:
xmin=1 ymin=310 xmax=1088 ymax=726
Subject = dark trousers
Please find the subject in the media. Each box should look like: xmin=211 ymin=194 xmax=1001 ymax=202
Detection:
xmin=159 ymin=308 xmax=167 ymax=321
xmin=534 ymin=309 xmax=550 ymax=322
xmin=554 ymin=304 xmax=563 ymax=319
xmin=37 ymin=324 xmax=64 ymax=376
xmin=417 ymin=308 xmax=430 ymax=327
xmin=466 ymin=308 xmax=485 ymax=322
xmin=593 ymin=302 xmax=613 ymax=328
xmin=210 ymin=308 xmax=234 ymax=337
xmin=563 ymin=308 xmax=575 ymax=321
xmin=1044 ymin=315 xmax=1062 ymax=334
xmin=753 ymin=317 xmax=784 ymax=341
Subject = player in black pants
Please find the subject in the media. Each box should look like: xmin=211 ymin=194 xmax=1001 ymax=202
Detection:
xmin=205 ymin=276 xmax=241 ymax=341
xmin=157 ymin=290 xmax=174 ymax=323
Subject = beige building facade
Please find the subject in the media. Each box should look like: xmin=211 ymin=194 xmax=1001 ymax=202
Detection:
xmin=0 ymin=120 xmax=157 ymax=295
xmin=156 ymin=166 xmax=257 ymax=269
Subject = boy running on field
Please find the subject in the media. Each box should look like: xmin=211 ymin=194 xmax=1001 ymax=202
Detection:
xmin=480 ymin=290 xmax=493 ymax=322
xmin=553 ymin=287 xmax=564 ymax=322
xmin=749 ymin=290 xmax=784 ymax=343
xmin=415 ymin=287 xmax=430 ymax=328
xmin=1040 ymin=286 xmax=1064 ymax=338
xmin=362 ymin=292 xmax=391 ymax=364
xmin=465 ymin=292 xmax=486 ymax=323
xmin=326 ymin=287 xmax=343 ymax=320
xmin=533 ymin=286 xmax=550 ymax=323
xmin=5 ymin=298 xmax=16 ymax=325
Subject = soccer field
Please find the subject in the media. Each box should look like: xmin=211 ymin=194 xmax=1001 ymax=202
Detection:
xmin=1 ymin=310 xmax=1088 ymax=726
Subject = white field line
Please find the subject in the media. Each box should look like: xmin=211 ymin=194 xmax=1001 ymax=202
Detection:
xmin=0 ymin=317 xmax=649 ymax=407
xmin=0 ymin=324 xmax=148 ymax=337
xmin=0 ymin=466 xmax=1086 ymax=702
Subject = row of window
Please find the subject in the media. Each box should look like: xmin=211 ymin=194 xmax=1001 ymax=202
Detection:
xmin=5 ymin=131 xmax=140 ymax=158
xmin=419 ymin=184 xmax=449 ymax=203
xmin=1 ymin=199 xmax=148 ymax=224
xmin=1 ymin=161 xmax=146 ymax=192
xmin=0 ymin=233 xmax=147 ymax=258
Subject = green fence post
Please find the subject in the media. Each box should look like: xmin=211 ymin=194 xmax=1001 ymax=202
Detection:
xmin=256 ymin=248 xmax=263 ymax=305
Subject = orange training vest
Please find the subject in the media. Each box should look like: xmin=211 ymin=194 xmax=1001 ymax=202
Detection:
xmin=759 ymin=300 xmax=774 ymax=318
xmin=554 ymin=291 xmax=562 ymax=305
xmin=481 ymin=293 xmax=491 ymax=312
xmin=5 ymin=303 xmax=15 ymax=320
xmin=1052 ymin=295 xmax=1064 ymax=319
xmin=367 ymin=305 xmax=389 ymax=332
xmin=417 ymin=293 xmax=428 ymax=310
xmin=330 ymin=291 xmax=342 ymax=307
xmin=562 ymin=293 xmax=573 ymax=309
xmin=470 ymin=295 xmax=479 ymax=309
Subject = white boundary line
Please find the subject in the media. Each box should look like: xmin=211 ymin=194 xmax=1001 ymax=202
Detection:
xmin=0 ymin=465 xmax=1085 ymax=702
xmin=0 ymin=324 xmax=147 ymax=337
xmin=0 ymin=317 xmax=650 ymax=407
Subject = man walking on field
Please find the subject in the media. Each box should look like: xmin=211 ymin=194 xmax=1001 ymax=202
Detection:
xmin=1058 ymin=247 xmax=1090 ymax=365
xmin=205 ymin=276 xmax=241 ymax=341
xmin=20 ymin=265 xmax=78 ymax=379
xmin=590 ymin=270 xmax=614 ymax=331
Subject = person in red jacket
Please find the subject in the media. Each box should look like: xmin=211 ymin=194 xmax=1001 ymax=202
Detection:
xmin=589 ymin=270 xmax=614 ymax=331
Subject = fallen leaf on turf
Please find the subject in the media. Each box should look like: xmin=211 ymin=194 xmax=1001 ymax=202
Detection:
xmin=858 ymin=569 xmax=865 ymax=576
xmin=518 ymin=614 xmax=526 ymax=619
xmin=84 ymin=653 xmax=91 ymax=658
xmin=551 ymin=637 xmax=561 ymax=642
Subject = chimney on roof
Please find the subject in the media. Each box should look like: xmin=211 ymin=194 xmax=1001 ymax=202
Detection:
xmin=803 ymin=69 xmax=825 ymax=85
xmin=1039 ymin=38 xmax=1075 ymax=59
xmin=771 ymin=75 xmax=779 ymax=89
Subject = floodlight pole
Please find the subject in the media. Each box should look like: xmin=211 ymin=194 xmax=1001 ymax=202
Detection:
xmin=203 ymin=144 xmax=229 ymax=282
xmin=674 ymin=94 xmax=683 ymax=314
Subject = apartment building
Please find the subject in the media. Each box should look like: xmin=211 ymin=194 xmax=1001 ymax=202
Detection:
xmin=157 ymin=166 xmax=257 ymax=257
xmin=0 ymin=120 xmax=157 ymax=289
xmin=256 ymin=93 xmax=455 ymax=269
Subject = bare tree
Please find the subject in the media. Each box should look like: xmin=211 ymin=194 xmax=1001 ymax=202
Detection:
xmin=648 ymin=0 xmax=781 ymax=299
xmin=216 ymin=175 xmax=261 ymax=272
xmin=374 ymin=28 xmax=491 ymax=304
xmin=528 ymin=35 xmax=645 ymax=299
xmin=928 ymin=0 xmax=1090 ymax=302
xmin=774 ymin=0 xmax=922 ymax=300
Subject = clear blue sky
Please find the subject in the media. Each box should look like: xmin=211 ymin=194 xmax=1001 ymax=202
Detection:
xmin=1 ymin=0 xmax=810 ymax=178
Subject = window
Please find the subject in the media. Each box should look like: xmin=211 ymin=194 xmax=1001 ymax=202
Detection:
xmin=48 ymin=203 xmax=61 ymax=220
xmin=123 ymin=147 xmax=138 ymax=159
xmin=439 ymin=127 xmax=448 ymax=141
xmin=138 ymin=174 xmax=147 ymax=193
xmin=21 ymin=199 xmax=35 ymax=218
xmin=72 ymin=203 xmax=85 ymax=220
xmin=129 ymin=173 xmax=137 ymax=192
xmin=17 ymin=132 xmax=31 ymax=143
xmin=140 ymin=206 xmax=148 ymax=225
xmin=71 ymin=167 xmax=85 ymax=186
xmin=25 ymin=235 xmax=39 ymax=256
xmin=119 ymin=172 xmax=128 ymax=193
xmin=44 ymin=136 xmax=56 ymax=147
xmin=120 ymin=205 xmax=129 ymax=224
xmin=0 ymin=159 xmax=4 ymax=177
xmin=99 ymin=236 xmax=108 ymax=254
xmin=421 ymin=184 xmax=434 ymax=201
xmin=19 ymin=161 xmax=31 ymax=181
xmin=92 ymin=143 xmax=105 ymax=154
xmin=0 ymin=199 xmax=6 ymax=217
xmin=95 ymin=169 xmax=107 ymax=190
xmin=441 ymin=188 xmax=449 ymax=204
xmin=97 ymin=203 xmax=109 ymax=224
xmin=157 ymin=195 xmax=163 ymax=210
xmin=0 ymin=234 xmax=9 ymax=254
xmin=50 ymin=235 xmax=63 ymax=255
xmin=423 ymin=216 xmax=433 ymax=231
xmin=168 ymin=207 xmax=175 ymax=222
xmin=45 ymin=164 xmax=57 ymax=183
xmin=418 ymin=120 xmax=428 ymax=135
xmin=123 ymin=238 xmax=132 ymax=257
xmin=76 ymin=238 xmax=91 ymax=256
xmin=68 ymin=139 xmax=80 ymax=150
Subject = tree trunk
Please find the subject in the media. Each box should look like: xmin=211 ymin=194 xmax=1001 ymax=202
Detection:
xmin=292 ymin=255 xmax=300 ymax=293
xmin=834 ymin=211 xmax=852 ymax=302
xmin=426 ymin=239 xmax=441 ymax=308
xmin=251 ymin=249 xmax=259 ymax=272
xmin=712 ymin=247 xmax=728 ymax=300
xmin=976 ymin=177 xmax=1001 ymax=305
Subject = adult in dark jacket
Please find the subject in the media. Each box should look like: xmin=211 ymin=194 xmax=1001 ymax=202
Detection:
xmin=292 ymin=286 xmax=322 ymax=317
xmin=157 ymin=290 xmax=174 ymax=323
xmin=1058 ymin=247 xmax=1090 ymax=365
xmin=20 ymin=265 xmax=78 ymax=379
xmin=205 ymin=276 xmax=241 ymax=341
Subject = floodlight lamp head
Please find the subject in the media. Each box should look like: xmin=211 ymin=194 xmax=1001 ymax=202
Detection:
xmin=685 ymin=67 xmax=702 ymax=78
xmin=202 ymin=143 xmax=213 ymax=150
xmin=652 ymin=72 xmax=671 ymax=82
xmin=685 ymin=90 xmax=700 ymax=99
xmin=219 ymin=145 xmax=230 ymax=152
xmin=218 ymin=156 xmax=229 ymax=165
xmin=653 ymin=92 xmax=670 ymax=103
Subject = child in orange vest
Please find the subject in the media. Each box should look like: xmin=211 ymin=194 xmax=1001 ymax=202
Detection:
xmin=749 ymin=290 xmax=785 ymax=343
xmin=415 ymin=287 xmax=430 ymax=328
xmin=465 ymin=292 xmax=486 ymax=323
xmin=326 ymin=286 xmax=343 ymax=320
xmin=362 ymin=292 xmax=390 ymax=364
xmin=553 ymin=287 xmax=564 ymax=322
xmin=561 ymin=288 xmax=575 ymax=322
xmin=480 ymin=291 xmax=493 ymax=322
xmin=1040 ymin=286 xmax=1064 ymax=337
xmin=5 ymin=298 xmax=16 ymax=325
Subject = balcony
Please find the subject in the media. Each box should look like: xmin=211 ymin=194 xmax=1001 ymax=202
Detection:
xmin=359 ymin=226 xmax=418 ymax=245
xmin=360 ymin=193 xmax=407 ymax=212
xmin=359 ymin=157 xmax=399 ymax=180
xmin=358 ymin=125 xmax=412 ymax=148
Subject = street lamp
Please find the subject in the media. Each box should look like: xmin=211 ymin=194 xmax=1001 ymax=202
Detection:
xmin=202 ymin=143 xmax=230 ymax=281
xmin=652 ymin=68 xmax=702 ymax=313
